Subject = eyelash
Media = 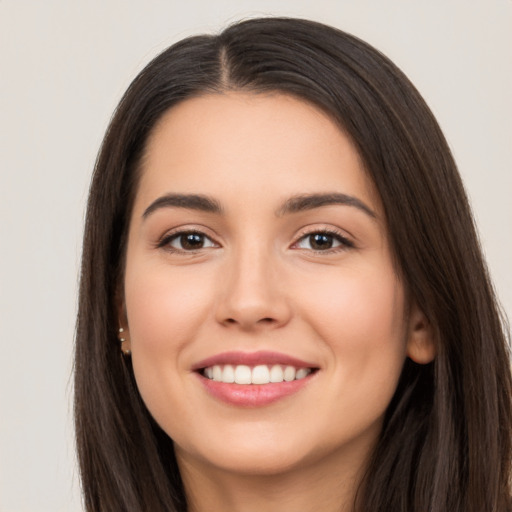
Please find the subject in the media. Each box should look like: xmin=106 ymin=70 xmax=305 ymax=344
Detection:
xmin=157 ymin=229 xmax=217 ymax=252
xmin=157 ymin=228 xmax=355 ymax=254
xmin=292 ymin=228 xmax=355 ymax=253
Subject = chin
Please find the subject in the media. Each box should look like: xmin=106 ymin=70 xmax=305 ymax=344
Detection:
xmin=188 ymin=445 xmax=309 ymax=477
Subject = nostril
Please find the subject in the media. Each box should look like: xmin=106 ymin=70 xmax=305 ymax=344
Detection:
xmin=222 ymin=316 xmax=276 ymax=327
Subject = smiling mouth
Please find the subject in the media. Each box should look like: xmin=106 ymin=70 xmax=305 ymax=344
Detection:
xmin=200 ymin=364 xmax=317 ymax=385
xmin=194 ymin=352 xmax=319 ymax=406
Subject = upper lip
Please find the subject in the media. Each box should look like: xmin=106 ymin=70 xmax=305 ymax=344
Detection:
xmin=191 ymin=350 xmax=318 ymax=371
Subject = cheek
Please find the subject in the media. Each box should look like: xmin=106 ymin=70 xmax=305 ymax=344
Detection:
xmin=123 ymin=263 xmax=217 ymax=429
xmin=306 ymin=267 xmax=408 ymax=431
xmin=124 ymin=263 xmax=215 ymax=359
xmin=299 ymin=264 xmax=407 ymax=376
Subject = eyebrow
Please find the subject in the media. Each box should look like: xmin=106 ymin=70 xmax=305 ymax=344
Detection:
xmin=142 ymin=193 xmax=223 ymax=219
xmin=142 ymin=192 xmax=376 ymax=220
xmin=275 ymin=193 xmax=377 ymax=219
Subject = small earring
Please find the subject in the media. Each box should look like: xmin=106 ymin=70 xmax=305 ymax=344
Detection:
xmin=118 ymin=327 xmax=131 ymax=356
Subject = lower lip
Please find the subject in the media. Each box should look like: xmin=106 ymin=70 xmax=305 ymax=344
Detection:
xmin=197 ymin=373 xmax=315 ymax=407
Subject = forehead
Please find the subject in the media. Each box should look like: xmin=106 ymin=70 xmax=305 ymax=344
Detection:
xmin=135 ymin=92 xmax=381 ymax=215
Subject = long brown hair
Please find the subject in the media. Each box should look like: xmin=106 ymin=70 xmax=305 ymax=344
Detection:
xmin=75 ymin=17 xmax=511 ymax=511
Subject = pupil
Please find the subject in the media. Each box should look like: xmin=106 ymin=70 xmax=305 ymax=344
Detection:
xmin=310 ymin=233 xmax=333 ymax=250
xmin=181 ymin=233 xmax=203 ymax=249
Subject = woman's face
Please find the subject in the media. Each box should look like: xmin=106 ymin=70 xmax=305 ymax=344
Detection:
xmin=122 ymin=92 xmax=428 ymax=478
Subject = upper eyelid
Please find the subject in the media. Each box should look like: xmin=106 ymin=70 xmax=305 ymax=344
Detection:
xmin=158 ymin=224 xmax=218 ymax=239
xmin=293 ymin=225 xmax=354 ymax=242
xmin=157 ymin=227 xmax=220 ymax=249
xmin=295 ymin=231 xmax=352 ymax=245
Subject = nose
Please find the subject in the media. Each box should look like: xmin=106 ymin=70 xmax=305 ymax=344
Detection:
xmin=215 ymin=244 xmax=292 ymax=331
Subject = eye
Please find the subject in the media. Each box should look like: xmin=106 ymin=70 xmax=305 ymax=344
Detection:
xmin=294 ymin=231 xmax=354 ymax=252
xmin=160 ymin=231 xmax=217 ymax=252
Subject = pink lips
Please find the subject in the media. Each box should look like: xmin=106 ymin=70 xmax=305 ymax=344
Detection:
xmin=193 ymin=350 xmax=318 ymax=407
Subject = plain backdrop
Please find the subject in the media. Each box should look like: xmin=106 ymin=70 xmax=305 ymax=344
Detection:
xmin=0 ymin=1 xmax=510 ymax=510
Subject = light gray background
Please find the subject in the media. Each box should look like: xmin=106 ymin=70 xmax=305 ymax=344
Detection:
xmin=1 ymin=1 xmax=510 ymax=510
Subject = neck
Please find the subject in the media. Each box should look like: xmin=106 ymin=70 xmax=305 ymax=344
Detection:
xmin=177 ymin=446 xmax=368 ymax=512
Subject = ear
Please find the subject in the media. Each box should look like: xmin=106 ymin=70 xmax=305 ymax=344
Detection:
xmin=406 ymin=302 xmax=436 ymax=364
xmin=118 ymin=327 xmax=131 ymax=356
xmin=116 ymin=290 xmax=131 ymax=356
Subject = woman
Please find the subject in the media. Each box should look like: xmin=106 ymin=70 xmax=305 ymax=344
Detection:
xmin=74 ymin=17 xmax=511 ymax=512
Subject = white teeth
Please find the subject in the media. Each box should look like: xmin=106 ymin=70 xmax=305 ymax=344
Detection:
xmin=251 ymin=365 xmax=270 ymax=384
xmin=234 ymin=365 xmax=252 ymax=384
xmin=212 ymin=365 xmax=222 ymax=381
xmin=283 ymin=365 xmax=296 ymax=381
xmin=222 ymin=365 xmax=235 ymax=383
xmin=205 ymin=364 xmax=313 ymax=384
xmin=269 ymin=364 xmax=284 ymax=382
xmin=295 ymin=368 xmax=310 ymax=380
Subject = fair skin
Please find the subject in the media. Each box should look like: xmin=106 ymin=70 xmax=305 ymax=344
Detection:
xmin=121 ymin=92 xmax=434 ymax=512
